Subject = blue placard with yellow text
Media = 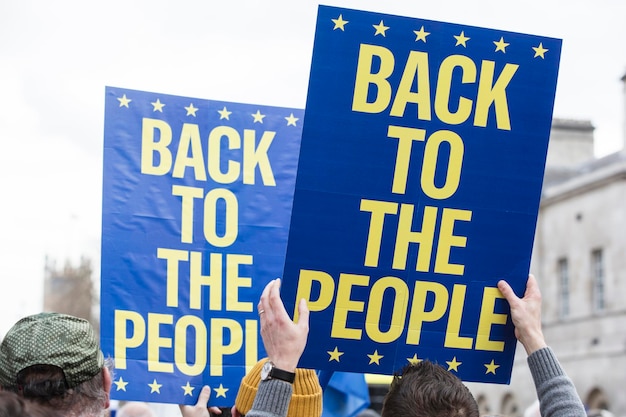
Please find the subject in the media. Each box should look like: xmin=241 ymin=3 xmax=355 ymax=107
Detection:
xmin=100 ymin=86 xmax=303 ymax=405
xmin=281 ymin=6 xmax=561 ymax=384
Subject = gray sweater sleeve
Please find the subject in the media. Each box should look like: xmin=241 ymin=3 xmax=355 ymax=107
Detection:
xmin=244 ymin=379 xmax=293 ymax=417
xmin=527 ymin=347 xmax=586 ymax=417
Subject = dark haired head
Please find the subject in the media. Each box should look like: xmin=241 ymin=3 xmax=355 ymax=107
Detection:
xmin=381 ymin=360 xmax=479 ymax=417
xmin=10 ymin=362 xmax=110 ymax=416
xmin=0 ymin=390 xmax=63 ymax=417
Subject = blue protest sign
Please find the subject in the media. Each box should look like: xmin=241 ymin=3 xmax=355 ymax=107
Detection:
xmin=280 ymin=6 xmax=561 ymax=384
xmin=100 ymin=86 xmax=303 ymax=405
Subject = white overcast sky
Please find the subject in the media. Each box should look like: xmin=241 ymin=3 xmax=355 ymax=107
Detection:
xmin=1 ymin=0 xmax=625 ymax=337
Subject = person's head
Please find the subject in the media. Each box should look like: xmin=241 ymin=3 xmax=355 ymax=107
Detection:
xmin=116 ymin=401 xmax=157 ymax=417
xmin=381 ymin=360 xmax=479 ymax=417
xmin=0 ymin=390 xmax=64 ymax=417
xmin=234 ymin=357 xmax=322 ymax=417
xmin=0 ymin=312 xmax=112 ymax=417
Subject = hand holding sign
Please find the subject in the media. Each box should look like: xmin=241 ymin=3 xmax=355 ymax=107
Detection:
xmin=258 ymin=279 xmax=310 ymax=372
xmin=497 ymin=275 xmax=547 ymax=355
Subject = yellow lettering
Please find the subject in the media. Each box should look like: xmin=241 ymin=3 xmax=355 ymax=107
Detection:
xmin=172 ymin=185 xmax=204 ymax=244
xmin=114 ymin=310 xmax=146 ymax=369
xmin=226 ymin=254 xmax=253 ymax=312
xmin=189 ymin=252 xmax=222 ymax=310
xmin=244 ymin=319 xmax=259 ymax=369
xmin=114 ymin=313 xmax=257 ymax=377
xmin=147 ymin=313 xmax=174 ymax=372
xmin=390 ymin=51 xmax=431 ymax=119
xmin=474 ymin=61 xmax=518 ymax=130
xmin=360 ymin=199 xmax=398 ymax=267
xmin=444 ymin=284 xmax=473 ymax=349
xmin=366 ymin=277 xmax=408 ymax=343
xmin=210 ymin=319 xmax=243 ymax=376
xmin=173 ymin=123 xmax=207 ymax=180
xmin=387 ymin=125 xmax=427 ymax=194
xmin=294 ymin=269 xmax=336 ymax=322
xmin=331 ymin=273 xmax=369 ymax=339
xmin=407 ymin=281 xmax=448 ymax=344
xmin=393 ymin=204 xmax=438 ymax=271
xmin=243 ymin=129 xmax=276 ymax=186
xmin=421 ymin=130 xmax=464 ymax=199
xmin=435 ymin=55 xmax=476 ymax=125
xmin=174 ymin=315 xmax=207 ymax=376
xmin=157 ymin=248 xmax=189 ymax=307
xmin=203 ymin=188 xmax=238 ymax=247
xmin=141 ymin=118 xmax=173 ymax=176
xmin=352 ymin=44 xmax=394 ymax=113
xmin=208 ymin=126 xmax=241 ymax=184
xmin=435 ymin=208 xmax=472 ymax=275
xmin=475 ymin=287 xmax=507 ymax=351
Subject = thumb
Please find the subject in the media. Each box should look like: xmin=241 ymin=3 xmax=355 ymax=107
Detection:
xmin=497 ymin=279 xmax=519 ymax=305
xmin=297 ymin=298 xmax=310 ymax=329
xmin=195 ymin=385 xmax=212 ymax=408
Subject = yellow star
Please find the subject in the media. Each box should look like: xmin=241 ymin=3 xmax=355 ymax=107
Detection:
xmin=493 ymin=37 xmax=509 ymax=53
xmin=373 ymin=20 xmax=389 ymax=37
xmin=214 ymin=384 xmax=228 ymax=398
xmin=217 ymin=106 xmax=231 ymax=120
xmin=117 ymin=94 xmax=131 ymax=108
xmin=484 ymin=360 xmax=500 ymax=375
xmin=151 ymin=99 xmax=165 ymax=112
xmin=181 ymin=382 xmax=195 ymax=396
xmin=285 ymin=113 xmax=299 ymax=126
xmin=114 ymin=377 xmax=128 ymax=391
xmin=332 ymin=14 xmax=348 ymax=31
xmin=327 ymin=346 xmax=344 ymax=362
xmin=148 ymin=379 xmax=162 ymax=393
xmin=185 ymin=103 xmax=198 ymax=116
xmin=532 ymin=42 xmax=549 ymax=58
xmin=446 ymin=356 xmax=462 ymax=372
xmin=454 ymin=31 xmax=470 ymax=47
xmin=252 ymin=110 xmax=265 ymax=123
xmin=407 ymin=354 xmax=422 ymax=365
xmin=367 ymin=350 xmax=384 ymax=365
xmin=413 ymin=26 xmax=430 ymax=42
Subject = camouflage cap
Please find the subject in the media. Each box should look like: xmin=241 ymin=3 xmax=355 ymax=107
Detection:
xmin=0 ymin=312 xmax=104 ymax=389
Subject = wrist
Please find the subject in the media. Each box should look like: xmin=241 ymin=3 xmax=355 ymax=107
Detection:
xmin=521 ymin=332 xmax=547 ymax=355
xmin=269 ymin=357 xmax=297 ymax=373
xmin=271 ymin=362 xmax=297 ymax=373
xmin=261 ymin=360 xmax=296 ymax=383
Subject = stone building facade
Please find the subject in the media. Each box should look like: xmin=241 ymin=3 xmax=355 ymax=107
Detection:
xmin=466 ymin=113 xmax=626 ymax=416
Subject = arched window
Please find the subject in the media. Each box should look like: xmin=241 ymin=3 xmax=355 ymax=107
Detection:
xmin=476 ymin=393 xmax=490 ymax=416
xmin=586 ymin=387 xmax=611 ymax=416
xmin=500 ymin=392 xmax=521 ymax=417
